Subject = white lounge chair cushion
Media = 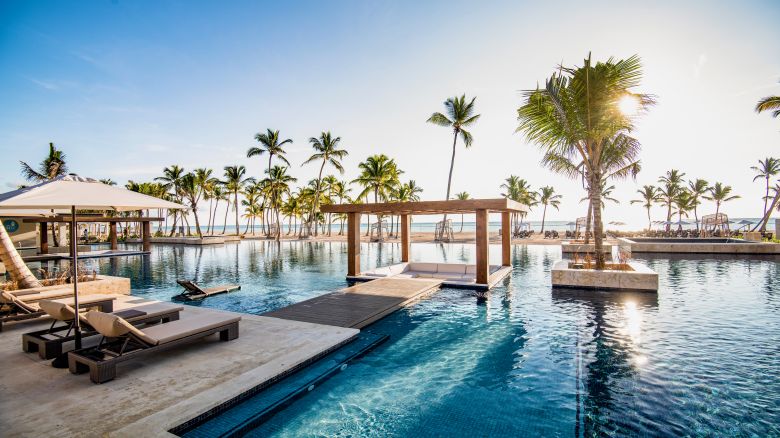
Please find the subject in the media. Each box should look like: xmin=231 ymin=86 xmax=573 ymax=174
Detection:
xmin=437 ymin=264 xmax=467 ymax=274
xmin=139 ymin=313 xmax=241 ymax=345
xmin=393 ymin=273 xmax=418 ymax=279
xmin=15 ymin=289 xmax=74 ymax=303
xmin=409 ymin=262 xmax=438 ymax=274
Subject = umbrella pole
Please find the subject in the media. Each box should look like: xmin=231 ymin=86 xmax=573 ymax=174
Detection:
xmin=71 ymin=205 xmax=81 ymax=350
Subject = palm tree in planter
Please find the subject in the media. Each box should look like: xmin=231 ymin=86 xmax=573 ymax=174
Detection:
xmin=427 ymin=94 xmax=480 ymax=225
xmin=537 ymin=186 xmax=562 ymax=233
xmin=631 ymin=185 xmax=660 ymax=231
xmin=704 ymin=182 xmax=740 ymax=217
xmin=687 ymin=179 xmax=709 ymax=232
xmin=517 ymin=53 xmax=654 ymax=269
xmin=353 ymin=154 xmax=402 ymax=239
xmin=20 ymin=142 xmax=68 ymax=246
xmin=303 ymin=132 xmax=348 ymax=236
xmin=454 ymin=192 xmax=470 ymax=232
xmin=751 ymin=157 xmax=780 ymax=232
xmin=223 ymin=165 xmax=253 ymax=235
xmin=262 ymin=166 xmax=297 ymax=240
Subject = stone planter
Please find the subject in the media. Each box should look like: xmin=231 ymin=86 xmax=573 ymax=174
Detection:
xmin=561 ymin=240 xmax=613 ymax=254
xmin=5 ymin=274 xmax=131 ymax=297
xmin=551 ymin=260 xmax=658 ymax=292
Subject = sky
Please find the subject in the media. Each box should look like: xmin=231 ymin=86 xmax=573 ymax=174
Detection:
xmin=1 ymin=0 xmax=779 ymax=228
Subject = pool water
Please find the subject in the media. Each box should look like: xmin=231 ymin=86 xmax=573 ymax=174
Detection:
xmin=73 ymin=241 xmax=780 ymax=436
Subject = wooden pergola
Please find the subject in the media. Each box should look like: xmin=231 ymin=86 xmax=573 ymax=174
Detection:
xmin=23 ymin=215 xmax=163 ymax=254
xmin=321 ymin=199 xmax=528 ymax=285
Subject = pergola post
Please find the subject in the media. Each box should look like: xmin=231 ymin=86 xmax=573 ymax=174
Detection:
xmin=142 ymin=221 xmax=151 ymax=252
xmin=501 ymin=211 xmax=511 ymax=266
xmin=39 ymin=222 xmax=48 ymax=254
xmin=400 ymin=214 xmax=410 ymax=263
xmin=475 ymin=209 xmax=489 ymax=285
xmin=109 ymin=222 xmax=118 ymax=250
xmin=347 ymin=212 xmax=361 ymax=276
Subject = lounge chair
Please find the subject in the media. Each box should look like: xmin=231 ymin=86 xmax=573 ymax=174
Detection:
xmin=174 ymin=279 xmax=241 ymax=300
xmin=22 ymin=300 xmax=183 ymax=360
xmin=0 ymin=291 xmax=115 ymax=331
xmin=68 ymin=310 xmax=240 ymax=383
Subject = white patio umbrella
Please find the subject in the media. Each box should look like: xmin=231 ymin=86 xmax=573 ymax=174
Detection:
xmin=0 ymin=174 xmax=185 ymax=357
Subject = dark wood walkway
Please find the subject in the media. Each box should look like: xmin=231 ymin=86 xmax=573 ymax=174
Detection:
xmin=263 ymin=278 xmax=443 ymax=329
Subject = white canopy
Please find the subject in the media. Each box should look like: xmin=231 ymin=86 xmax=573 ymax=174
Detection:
xmin=0 ymin=174 xmax=185 ymax=211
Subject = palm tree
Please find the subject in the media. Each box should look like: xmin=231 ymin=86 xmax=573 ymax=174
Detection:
xmin=179 ymin=173 xmax=204 ymax=237
xmin=517 ymin=53 xmax=654 ymax=268
xmin=657 ymin=169 xmax=686 ymax=232
xmin=207 ymin=183 xmax=225 ymax=235
xmin=537 ymin=186 xmax=562 ymax=233
xmin=248 ymin=129 xmax=293 ymax=172
xmin=390 ymin=180 xmax=423 ymax=236
xmin=751 ymin=157 xmax=780 ymax=232
xmin=155 ymin=165 xmax=186 ymax=236
xmin=755 ymin=85 xmax=780 ymax=118
xmin=631 ymin=185 xmax=660 ymax=231
xmin=454 ymin=192 xmax=470 ymax=232
xmin=672 ymin=189 xmax=694 ymax=230
xmin=20 ymin=142 xmax=69 ymax=246
xmin=20 ymin=142 xmax=67 ymax=182
xmin=704 ymin=182 xmax=740 ymax=216
xmin=223 ymin=165 xmax=253 ymax=235
xmin=99 ymin=178 xmax=116 ymax=186
xmin=303 ymin=132 xmax=348 ymax=236
xmin=687 ymin=179 xmax=709 ymax=231
xmin=241 ymin=181 xmax=263 ymax=234
xmin=352 ymin=154 xmax=402 ymax=239
xmin=501 ymin=176 xmax=537 ymax=235
xmin=262 ymin=166 xmax=298 ymax=240
xmin=427 ymin=94 xmax=480 ymax=224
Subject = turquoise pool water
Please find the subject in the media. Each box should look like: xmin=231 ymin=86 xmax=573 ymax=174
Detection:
xmin=73 ymin=241 xmax=780 ymax=436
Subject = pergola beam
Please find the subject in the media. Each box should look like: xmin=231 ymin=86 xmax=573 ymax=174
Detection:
xmin=321 ymin=198 xmax=527 ymax=215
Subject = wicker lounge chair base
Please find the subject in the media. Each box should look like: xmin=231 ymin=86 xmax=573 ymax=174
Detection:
xmin=68 ymin=312 xmax=240 ymax=383
xmin=174 ymin=279 xmax=241 ymax=300
xmin=22 ymin=303 xmax=182 ymax=360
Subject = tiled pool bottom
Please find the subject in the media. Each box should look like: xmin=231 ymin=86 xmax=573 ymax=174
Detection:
xmin=75 ymin=242 xmax=780 ymax=436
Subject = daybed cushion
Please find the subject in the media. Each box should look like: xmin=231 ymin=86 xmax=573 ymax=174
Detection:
xmin=437 ymin=264 xmax=467 ymax=274
xmin=16 ymin=289 xmax=74 ymax=303
xmin=409 ymin=262 xmax=438 ymax=274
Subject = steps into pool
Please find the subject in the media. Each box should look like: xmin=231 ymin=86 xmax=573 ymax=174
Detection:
xmin=171 ymin=331 xmax=388 ymax=437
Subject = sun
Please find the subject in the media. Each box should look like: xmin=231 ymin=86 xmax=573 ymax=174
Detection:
xmin=618 ymin=94 xmax=640 ymax=116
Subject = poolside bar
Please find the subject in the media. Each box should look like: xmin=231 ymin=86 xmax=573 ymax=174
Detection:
xmin=322 ymin=198 xmax=527 ymax=288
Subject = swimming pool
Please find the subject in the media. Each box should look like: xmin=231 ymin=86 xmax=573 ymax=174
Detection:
xmin=74 ymin=241 xmax=780 ymax=436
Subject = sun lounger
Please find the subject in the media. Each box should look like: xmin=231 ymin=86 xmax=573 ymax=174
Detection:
xmin=68 ymin=311 xmax=241 ymax=383
xmin=174 ymin=279 xmax=241 ymax=300
xmin=22 ymin=300 xmax=183 ymax=360
xmin=0 ymin=291 xmax=115 ymax=331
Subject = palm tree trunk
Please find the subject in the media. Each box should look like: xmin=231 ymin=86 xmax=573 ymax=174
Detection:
xmin=51 ymin=223 xmax=60 ymax=247
xmin=222 ymin=199 xmax=230 ymax=234
xmin=647 ymin=207 xmax=651 ymax=231
xmin=192 ymin=207 xmax=203 ymax=238
xmin=666 ymin=203 xmax=672 ymax=232
xmin=310 ymin=162 xmax=327 ymax=236
xmin=234 ymin=191 xmax=240 ymax=235
xmin=169 ymin=212 xmax=178 ymax=237
xmin=443 ymin=130 xmax=458 ymax=224
xmin=591 ymin=173 xmax=606 ymax=269
xmin=756 ymin=186 xmax=780 ymax=232
xmin=584 ymin=198 xmax=593 ymax=244
xmin=760 ymin=177 xmax=771 ymax=232
xmin=0 ymin=223 xmax=42 ymax=288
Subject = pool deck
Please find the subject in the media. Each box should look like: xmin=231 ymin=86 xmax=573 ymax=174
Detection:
xmin=0 ymin=295 xmax=358 ymax=437
xmin=263 ymin=277 xmax=444 ymax=328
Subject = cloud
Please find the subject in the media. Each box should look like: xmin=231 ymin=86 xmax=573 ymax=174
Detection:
xmin=27 ymin=77 xmax=78 ymax=91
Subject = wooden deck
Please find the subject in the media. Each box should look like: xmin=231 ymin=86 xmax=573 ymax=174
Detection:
xmin=264 ymin=277 xmax=443 ymax=329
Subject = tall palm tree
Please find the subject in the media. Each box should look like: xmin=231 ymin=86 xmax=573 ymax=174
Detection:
xmin=657 ymin=169 xmax=686 ymax=232
xmin=321 ymin=175 xmax=339 ymax=236
xmin=537 ymin=186 xmax=562 ymax=233
xmin=155 ymin=165 xmax=186 ymax=236
xmin=208 ymin=184 xmax=225 ymax=235
xmin=454 ymin=192 xmax=470 ymax=232
xmin=20 ymin=142 xmax=69 ymax=246
xmin=751 ymin=157 xmax=780 ymax=232
xmin=687 ymin=179 xmax=709 ymax=231
xmin=262 ymin=166 xmax=298 ymax=240
xmin=517 ymin=53 xmax=654 ymax=268
xmin=427 ymin=94 xmax=480 ymax=224
xmin=631 ymin=185 xmax=660 ymax=230
xmin=241 ymin=181 xmax=263 ymax=234
xmin=248 ymin=129 xmax=293 ymax=172
xmin=223 ymin=165 xmax=253 ymax=235
xmin=303 ymin=132 xmax=348 ymax=236
xmin=179 ymin=173 xmax=204 ymax=237
xmin=704 ymin=182 xmax=740 ymax=216
xmin=672 ymin=189 xmax=694 ymax=230
xmin=20 ymin=142 xmax=68 ymax=182
xmin=352 ymin=154 xmax=402 ymax=239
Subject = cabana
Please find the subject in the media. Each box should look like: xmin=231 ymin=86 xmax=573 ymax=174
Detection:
xmin=321 ymin=198 xmax=528 ymax=289
xmin=701 ymin=213 xmax=730 ymax=236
